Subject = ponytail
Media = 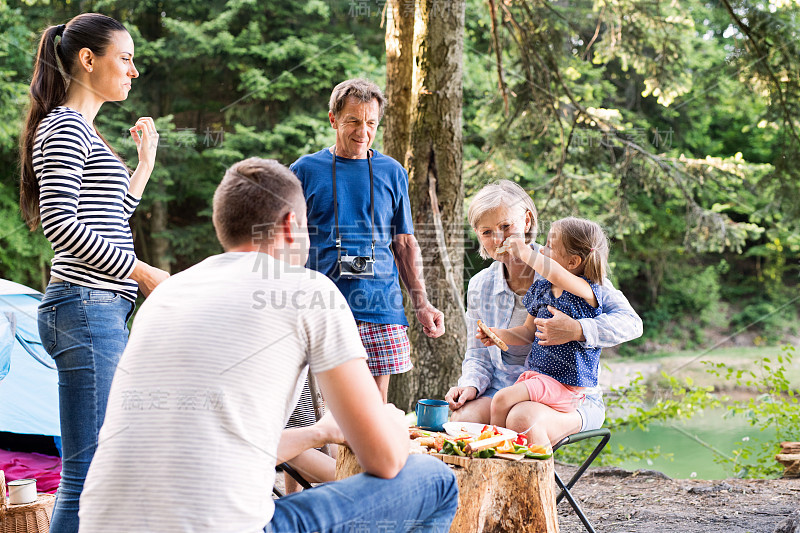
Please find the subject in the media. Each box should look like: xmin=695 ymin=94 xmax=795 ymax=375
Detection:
xmin=19 ymin=13 xmax=128 ymax=230
xmin=20 ymin=24 xmax=67 ymax=230
xmin=552 ymin=217 xmax=609 ymax=285
xmin=581 ymin=244 xmax=609 ymax=286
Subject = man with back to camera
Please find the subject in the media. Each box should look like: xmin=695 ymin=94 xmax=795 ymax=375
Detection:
xmin=290 ymin=78 xmax=444 ymax=402
xmin=78 ymin=157 xmax=459 ymax=532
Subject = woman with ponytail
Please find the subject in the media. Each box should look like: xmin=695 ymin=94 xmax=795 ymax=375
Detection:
xmin=19 ymin=13 xmax=169 ymax=532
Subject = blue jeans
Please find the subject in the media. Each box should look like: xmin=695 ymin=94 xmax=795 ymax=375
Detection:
xmin=267 ymin=454 xmax=459 ymax=532
xmin=38 ymin=282 xmax=133 ymax=533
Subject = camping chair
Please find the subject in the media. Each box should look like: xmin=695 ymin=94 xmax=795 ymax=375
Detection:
xmin=273 ymin=463 xmax=312 ymax=497
xmin=551 ymin=428 xmax=611 ymax=533
xmin=273 ymin=374 xmax=330 ymax=498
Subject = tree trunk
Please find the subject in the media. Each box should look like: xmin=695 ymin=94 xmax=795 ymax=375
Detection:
xmin=383 ymin=0 xmax=415 ymax=166
xmin=386 ymin=0 xmax=467 ymax=412
xmin=336 ymin=447 xmax=560 ymax=533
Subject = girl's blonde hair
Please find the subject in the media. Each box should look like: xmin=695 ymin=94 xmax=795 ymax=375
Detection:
xmin=468 ymin=180 xmax=538 ymax=259
xmin=550 ymin=217 xmax=609 ymax=284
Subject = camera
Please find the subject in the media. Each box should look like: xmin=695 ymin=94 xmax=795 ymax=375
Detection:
xmin=339 ymin=254 xmax=375 ymax=278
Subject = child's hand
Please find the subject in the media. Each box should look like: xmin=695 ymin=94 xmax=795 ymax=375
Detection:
xmin=476 ymin=322 xmax=509 ymax=351
xmin=476 ymin=325 xmax=496 ymax=347
xmin=500 ymin=235 xmax=531 ymax=260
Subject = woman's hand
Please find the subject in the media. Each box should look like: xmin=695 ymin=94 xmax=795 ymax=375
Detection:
xmin=445 ymin=386 xmax=478 ymax=410
xmin=130 ymin=260 xmax=169 ymax=298
xmin=313 ymin=410 xmax=346 ymax=446
xmin=129 ymin=117 xmax=159 ymax=171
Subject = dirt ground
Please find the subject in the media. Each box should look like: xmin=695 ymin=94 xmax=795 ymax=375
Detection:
xmin=276 ymin=463 xmax=799 ymax=532
xmin=555 ymin=464 xmax=800 ymax=533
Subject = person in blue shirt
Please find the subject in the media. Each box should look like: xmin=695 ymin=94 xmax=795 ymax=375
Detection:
xmin=290 ymin=79 xmax=444 ymax=402
xmin=479 ymin=217 xmax=613 ymax=444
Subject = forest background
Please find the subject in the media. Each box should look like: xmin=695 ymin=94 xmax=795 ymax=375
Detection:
xmin=1 ymin=0 xmax=798 ymax=477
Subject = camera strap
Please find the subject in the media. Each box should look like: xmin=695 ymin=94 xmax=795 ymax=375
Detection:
xmin=331 ymin=147 xmax=376 ymax=263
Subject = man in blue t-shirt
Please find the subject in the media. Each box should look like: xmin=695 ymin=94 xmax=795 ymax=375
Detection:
xmin=290 ymin=78 xmax=445 ymax=402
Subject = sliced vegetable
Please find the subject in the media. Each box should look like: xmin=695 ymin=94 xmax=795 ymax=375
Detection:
xmin=496 ymin=440 xmax=516 ymax=454
xmin=524 ymin=450 xmax=552 ymax=459
xmin=527 ymin=444 xmax=549 ymax=455
xmin=512 ymin=444 xmax=529 ymax=454
xmin=476 ymin=448 xmax=496 ymax=459
xmin=443 ymin=439 xmax=467 ymax=456
xmin=478 ymin=429 xmax=496 ymax=441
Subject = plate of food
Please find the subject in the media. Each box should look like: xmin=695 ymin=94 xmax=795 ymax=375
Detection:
xmin=442 ymin=421 xmax=517 ymax=439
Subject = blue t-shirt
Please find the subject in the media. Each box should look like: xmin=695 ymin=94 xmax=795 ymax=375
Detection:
xmin=290 ymin=148 xmax=413 ymax=325
xmin=522 ymin=278 xmax=603 ymax=387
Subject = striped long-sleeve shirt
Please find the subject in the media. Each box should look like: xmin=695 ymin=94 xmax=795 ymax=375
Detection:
xmin=33 ymin=106 xmax=140 ymax=302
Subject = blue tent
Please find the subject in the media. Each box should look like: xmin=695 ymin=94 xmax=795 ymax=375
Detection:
xmin=0 ymin=279 xmax=60 ymax=438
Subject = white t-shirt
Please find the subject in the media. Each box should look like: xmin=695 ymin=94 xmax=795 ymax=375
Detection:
xmin=79 ymin=252 xmax=367 ymax=532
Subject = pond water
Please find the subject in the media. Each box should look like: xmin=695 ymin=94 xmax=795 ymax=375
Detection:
xmin=609 ymin=407 xmax=777 ymax=480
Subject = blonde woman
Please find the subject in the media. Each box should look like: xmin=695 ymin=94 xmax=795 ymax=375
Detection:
xmin=445 ymin=181 xmax=642 ymax=446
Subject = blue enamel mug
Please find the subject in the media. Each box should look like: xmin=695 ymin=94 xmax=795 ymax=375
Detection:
xmin=415 ymin=399 xmax=449 ymax=431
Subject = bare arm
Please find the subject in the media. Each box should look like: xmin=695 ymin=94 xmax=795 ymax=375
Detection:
xmin=392 ymin=233 xmax=445 ymax=338
xmin=276 ymin=410 xmax=344 ymax=464
xmin=315 ymin=358 xmax=408 ymax=479
xmin=478 ymin=315 xmax=537 ymax=347
xmin=506 ymin=237 xmax=597 ymax=307
xmin=277 ymin=426 xmax=330 ymax=465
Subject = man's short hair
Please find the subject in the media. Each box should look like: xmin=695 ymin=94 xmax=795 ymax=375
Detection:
xmin=329 ymin=78 xmax=386 ymax=120
xmin=212 ymin=157 xmax=305 ymax=250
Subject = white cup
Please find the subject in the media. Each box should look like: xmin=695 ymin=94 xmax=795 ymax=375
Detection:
xmin=8 ymin=478 xmax=37 ymax=505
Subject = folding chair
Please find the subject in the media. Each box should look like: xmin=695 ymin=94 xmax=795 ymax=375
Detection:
xmin=273 ymin=462 xmax=312 ymax=498
xmin=274 ymin=374 xmax=330 ymax=498
xmin=551 ymin=428 xmax=611 ymax=533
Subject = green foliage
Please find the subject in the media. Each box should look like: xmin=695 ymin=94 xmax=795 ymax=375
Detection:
xmin=0 ymin=180 xmax=52 ymax=290
xmin=0 ymin=0 xmax=797 ymax=359
xmin=703 ymin=345 xmax=799 ymax=478
xmin=461 ymin=0 xmax=799 ymax=351
xmin=556 ymin=372 xmax=721 ymax=466
xmin=558 ymin=349 xmax=798 ymax=480
xmin=640 ymin=261 xmax=725 ymax=348
xmin=728 ymin=300 xmax=799 ymax=345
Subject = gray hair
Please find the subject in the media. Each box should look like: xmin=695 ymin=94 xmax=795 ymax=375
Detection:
xmin=468 ymin=180 xmax=538 ymax=259
xmin=329 ymin=78 xmax=386 ymax=120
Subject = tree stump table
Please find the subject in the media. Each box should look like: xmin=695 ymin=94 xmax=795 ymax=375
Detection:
xmin=776 ymin=441 xmax=800 ymax=478
xmin=336 ymin=447 xmax=559 ymax=533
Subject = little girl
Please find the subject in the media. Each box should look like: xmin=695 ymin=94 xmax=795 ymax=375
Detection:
xmin=477 ymin=217 xmax=609 ymax=430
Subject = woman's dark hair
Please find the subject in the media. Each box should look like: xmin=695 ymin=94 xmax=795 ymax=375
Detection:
xmin=20 ymin=13 xmax=127 ymax=230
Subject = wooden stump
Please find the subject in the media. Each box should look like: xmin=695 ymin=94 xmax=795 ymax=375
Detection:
xmin=335 ymin=447 xmax=559 ymax=533
xmin=776 ymin=442 xmax=800 ymax=478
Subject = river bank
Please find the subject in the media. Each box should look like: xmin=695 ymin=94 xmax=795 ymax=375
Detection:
xmin=601 ymin=344 xmax=800 ymax=393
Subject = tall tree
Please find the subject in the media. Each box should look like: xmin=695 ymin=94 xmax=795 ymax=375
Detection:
xmin=383 ymin=0 xmax=414 ymax=166
xmin=385 ymin=0 xmax=467 ymax=411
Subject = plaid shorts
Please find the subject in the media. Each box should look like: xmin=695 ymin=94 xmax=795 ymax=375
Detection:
xmin=358 ymin=322 xmax=412 ymax=377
